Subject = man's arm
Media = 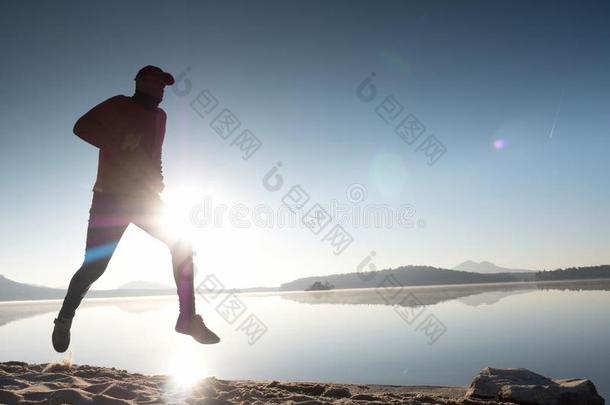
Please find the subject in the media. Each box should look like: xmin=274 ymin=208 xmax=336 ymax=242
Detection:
xmin=73 ymin=96 xmax=125 ymax=150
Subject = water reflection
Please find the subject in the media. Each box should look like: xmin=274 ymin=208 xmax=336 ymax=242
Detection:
xmin=0 ymin=296 xmax=172 ymax=328
xmin=2 ymin=280 xmax=609 ymax=327
xmin=1 ymin=280 xmax=609 ymax=398
xmin=279 ymin=279 xmax=610 ymax=307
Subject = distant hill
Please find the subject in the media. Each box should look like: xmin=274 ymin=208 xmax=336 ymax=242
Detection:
xmin=0 ymin=274 xmax=65 ymax=301
xmin=280 ymin=265 xmax=610 ymax=291
xmin=535 ymin=265 xmax=610 ymax=281
xmin=3 ymin=264 xmax=610 ymax=302
xmin=0 ymin=274 xmax=279 ymax=302
xmin=454 ymin=260 xmax=534 ymax=274
xmin=0 ymin=274 xmax=176 ymax=302
xmin=118 ymin=281 xmax=173 ymax=290
xmin=280 ymin=266 xmax=536 ymax=291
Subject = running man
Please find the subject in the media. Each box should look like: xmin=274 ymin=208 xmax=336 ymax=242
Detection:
xmin=52 ymin=65 xmax=220 ymax=353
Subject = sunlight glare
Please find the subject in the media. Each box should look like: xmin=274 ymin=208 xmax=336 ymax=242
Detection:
xmin=167 ymin=348 xmax=207 ymax=388
xmin=159 ymin=185 xmax=204 ymax=241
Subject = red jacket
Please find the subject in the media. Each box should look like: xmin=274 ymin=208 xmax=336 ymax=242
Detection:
xmin=73 ymin=95 xmax=166 ymax=196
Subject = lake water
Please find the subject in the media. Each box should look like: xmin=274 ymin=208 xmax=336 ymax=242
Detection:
xmin=1 ymin=280 xmax=609 ymax=398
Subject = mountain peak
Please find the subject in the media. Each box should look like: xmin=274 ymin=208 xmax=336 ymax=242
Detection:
xmin=454 ymin=261 xmax=533 ymax=274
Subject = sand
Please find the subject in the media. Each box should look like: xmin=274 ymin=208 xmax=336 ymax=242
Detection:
xmin=0 ymin=361 xmax=514 ymax=404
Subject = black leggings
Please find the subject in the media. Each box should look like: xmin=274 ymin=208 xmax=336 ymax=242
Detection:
xmin=58 ymin=191 xmax=196 ymax=319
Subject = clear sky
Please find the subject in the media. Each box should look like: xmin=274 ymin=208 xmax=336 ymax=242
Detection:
xmin=1 ymin=1 xmax=609 ymax=289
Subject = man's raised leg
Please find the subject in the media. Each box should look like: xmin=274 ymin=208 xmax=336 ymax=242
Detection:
xmin=133 ymin=195 xmax=220 ymax=344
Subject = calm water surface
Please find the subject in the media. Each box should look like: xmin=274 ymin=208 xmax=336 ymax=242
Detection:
xmin=1 ymin=280 xmax=608 ymax=398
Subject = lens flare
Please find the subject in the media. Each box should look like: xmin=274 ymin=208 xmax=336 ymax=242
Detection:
xmin=493 ymin=139 xmax=507 ymax=150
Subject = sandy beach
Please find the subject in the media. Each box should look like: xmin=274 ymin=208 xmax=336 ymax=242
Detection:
xmin=0 ymin=361 xmax=518 ymax=405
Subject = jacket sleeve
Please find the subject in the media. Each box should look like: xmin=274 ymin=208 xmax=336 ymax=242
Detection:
xmin=73 ymin=96 xmax=124 ymax=150
xmin=153 ymin=109 xmax=166 ymax=181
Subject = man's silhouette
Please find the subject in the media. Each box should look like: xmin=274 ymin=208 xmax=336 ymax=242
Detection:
xmin=52 ymin=66 xmax=220 ymax=352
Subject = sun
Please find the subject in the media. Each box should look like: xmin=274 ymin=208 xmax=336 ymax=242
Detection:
xmin=158 ymin=185 xmax=204 ymax=242
xmin=166 ymin=347 xmax=208 ymax=388
xmin=155 ymin=182 xmax=260 ymax=288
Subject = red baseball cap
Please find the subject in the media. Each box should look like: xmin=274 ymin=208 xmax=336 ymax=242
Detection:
xmin=134 ymin=65 xmax=175 ymax=85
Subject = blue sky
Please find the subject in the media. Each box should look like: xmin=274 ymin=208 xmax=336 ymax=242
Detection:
xmin=1 ymin=1 xmax=609 ymax=289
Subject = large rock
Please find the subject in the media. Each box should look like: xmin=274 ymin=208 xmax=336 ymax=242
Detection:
xmin=465 ymin=367 xmax=605 ymax=405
